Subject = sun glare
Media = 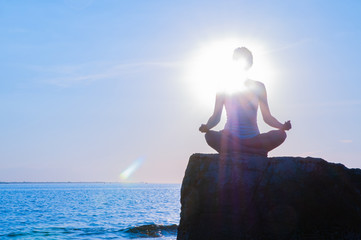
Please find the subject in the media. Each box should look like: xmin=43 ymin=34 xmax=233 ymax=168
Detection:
xmin=185 ymin=38 xmax=277 ymax=108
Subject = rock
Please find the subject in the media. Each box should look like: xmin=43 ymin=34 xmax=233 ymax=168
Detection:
xmin=177 ymin=154 xmax=361 ymax=240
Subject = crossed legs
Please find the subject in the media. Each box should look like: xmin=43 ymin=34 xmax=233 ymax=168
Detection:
xmin=205 ymin=129 xmax=287 ymax=156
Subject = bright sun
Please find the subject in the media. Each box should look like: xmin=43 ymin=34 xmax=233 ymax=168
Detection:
xmin=185 ymin=38 xmax=277 ymax=109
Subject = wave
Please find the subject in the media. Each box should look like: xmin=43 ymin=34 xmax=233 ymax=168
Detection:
xmin=122 ymin=224 xmax=178 ymax=238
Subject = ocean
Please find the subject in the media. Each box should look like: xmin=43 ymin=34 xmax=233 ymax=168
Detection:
xmin=0 ymin=183 xmax=181 ymax=239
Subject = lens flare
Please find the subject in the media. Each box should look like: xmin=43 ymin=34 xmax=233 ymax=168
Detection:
xmin=119 ymin=157 xmax=144 ymax=181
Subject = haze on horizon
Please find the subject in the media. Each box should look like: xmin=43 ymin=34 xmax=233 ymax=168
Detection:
xmin=1 ymin=0 xmax=360 ymax=183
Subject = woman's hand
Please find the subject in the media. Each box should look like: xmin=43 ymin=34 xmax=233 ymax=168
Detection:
xmin=199 ymin=124 xmax=209 ymax=133
xmin=282 ymin=120 xmax=292 ymax=131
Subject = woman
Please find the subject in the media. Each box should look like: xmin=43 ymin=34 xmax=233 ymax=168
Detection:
xmin=199 ymin=47 xmax=291 ymax=156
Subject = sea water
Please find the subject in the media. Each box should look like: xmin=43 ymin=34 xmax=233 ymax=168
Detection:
xmin=0 ymin=183 xmax=180 ymax=239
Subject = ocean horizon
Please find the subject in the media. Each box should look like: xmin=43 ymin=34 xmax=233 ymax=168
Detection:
xmin=0 ymin=183 xmax=181 ymax=239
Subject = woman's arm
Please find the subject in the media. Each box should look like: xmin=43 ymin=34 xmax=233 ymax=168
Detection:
xmin=199 ymin=93 xmax=225 ymax=132
xmin=258 ymin=83 xmax=291 ymax=130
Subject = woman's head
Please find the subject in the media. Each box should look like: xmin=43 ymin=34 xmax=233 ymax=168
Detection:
xmin=233 ymin=47 xmax=253 ymax=70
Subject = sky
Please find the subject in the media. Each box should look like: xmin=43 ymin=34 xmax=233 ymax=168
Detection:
xmin=0 ymin=0 xmax=360 ymax=183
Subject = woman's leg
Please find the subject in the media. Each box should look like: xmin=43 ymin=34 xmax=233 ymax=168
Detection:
xmin=205 ymin=130 xmax=231 ymax=153
xmin=239 ymin=130 xmax=287 ymax=152
xmin=205 ymin=129 xmax=287 ymax=154
xmin=205 ymin=130 xmax=221 ymax=152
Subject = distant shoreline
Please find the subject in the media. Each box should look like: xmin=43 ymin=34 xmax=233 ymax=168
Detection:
xmin=0 ymin=182 xmax=181 ymax=184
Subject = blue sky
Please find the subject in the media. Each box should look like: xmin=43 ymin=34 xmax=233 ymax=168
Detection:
xmin=0 ymin=0 xmax=360 ymax=182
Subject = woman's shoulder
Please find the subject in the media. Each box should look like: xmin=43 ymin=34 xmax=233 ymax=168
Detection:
xmin=247 ymin=79 xmax=265 ymax=89
xmin=215 ymin=91 xmax=226 ymax=101
xmin=247 ymin=79 xmax=266 ymax=97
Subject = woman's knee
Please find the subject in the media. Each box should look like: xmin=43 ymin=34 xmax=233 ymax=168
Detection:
xmin=205 ymin=130 xmax=216 ymax=144
xmin=277 ymin=130 xmax=287 ymax=142
xmin=205 ymin=130 xmax=222 ymax=152
xmin=268 ymin=129 xmax=287 ymax=143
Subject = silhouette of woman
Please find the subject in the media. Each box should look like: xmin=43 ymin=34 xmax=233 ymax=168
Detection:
xmin=199 ymin=47 xmax=291 ymax=156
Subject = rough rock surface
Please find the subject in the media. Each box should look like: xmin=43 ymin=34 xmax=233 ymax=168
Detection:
xmin=177 ymin=154 xmax=361 ymax=240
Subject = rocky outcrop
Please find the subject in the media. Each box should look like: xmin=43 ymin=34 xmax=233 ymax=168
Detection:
xmin=177 ymin=154 xmax=361 ymax=240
